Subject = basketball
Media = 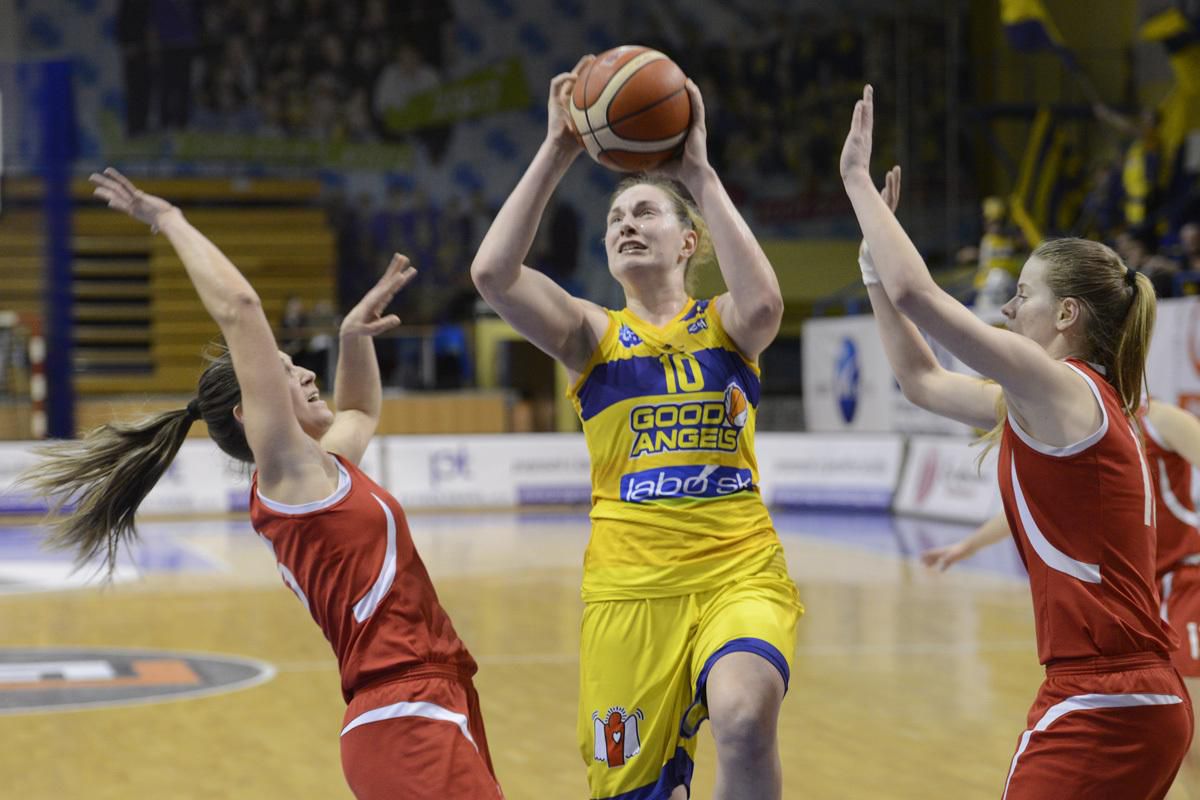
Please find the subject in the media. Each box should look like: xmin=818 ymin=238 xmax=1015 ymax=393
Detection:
xmin=569 ymin=46 xmax=692 ymax=172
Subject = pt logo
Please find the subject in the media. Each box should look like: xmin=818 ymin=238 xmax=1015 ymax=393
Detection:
xmin=593 ymin=706 xmax=644 ymax=767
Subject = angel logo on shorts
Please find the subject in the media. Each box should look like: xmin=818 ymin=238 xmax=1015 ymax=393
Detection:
xmin=593 ymin=706 xmax=644 ymax=768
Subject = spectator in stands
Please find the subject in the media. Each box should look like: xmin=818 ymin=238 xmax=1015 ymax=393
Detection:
xmin=279 ymin=296 xmax=308 ymax=359
xmin=961 ymin=197 xmax=1022 ymax=317
xmin=1093 ymin=102 xmax=1163 ymax=230
xmin=117 ymin=0 xmax=153 ymax=136
xmin=1117 ymin=225 xmax=1181 ymax=298
xmin=1078 ymin=160 xmax=1124 ymax=240
xmin=153 ymin=0 xmax=201 ymax=130
xmin=372 ymin=44 xmax=439 ymax=126
xmin=1178 ymin=222 xmax=1200 ymax=273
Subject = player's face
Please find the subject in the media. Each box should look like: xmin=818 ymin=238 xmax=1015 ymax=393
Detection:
xmin=280 ymin=351 xmax=334 ymax=438
xmin=604 ymin=184 xmax=693 ymax=283
xmin=1000 ymin=256 xmax=1059 ymax=348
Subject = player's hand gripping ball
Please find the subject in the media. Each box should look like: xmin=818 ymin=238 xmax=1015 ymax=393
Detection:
xmin=569 ymin=46 xmax=692 ymax=172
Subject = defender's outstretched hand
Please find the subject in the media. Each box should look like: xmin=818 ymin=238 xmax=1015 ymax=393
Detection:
xmin=89 ymin=168 xmax=177 ymax=232
xmin=340 ymin=253 xmax=417 ymax=338
xmin=858 ymin=165 xmax=901 ymax=286
xmin=840 ymin=85 xmax=874 ymax=181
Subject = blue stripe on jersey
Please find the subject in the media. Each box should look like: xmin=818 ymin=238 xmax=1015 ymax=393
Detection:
xmin=620 ymin=465 xmax=755 ymax=502
xmin=602 ymin=747 xmax=694 ymax=800
xmin=578 ymin=347 xmax=761 ymax=421
xmin=694 ymin=348 xmax=761 ymax=407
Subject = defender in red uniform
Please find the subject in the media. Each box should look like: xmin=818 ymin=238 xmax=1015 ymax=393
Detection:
xmin=22 ymin=170 xmax=502 ymax=800
xmin=923 ymin=397 xmax=1200 ymax=793
xmin=840 ymin=86 xmax=1190 ymax=798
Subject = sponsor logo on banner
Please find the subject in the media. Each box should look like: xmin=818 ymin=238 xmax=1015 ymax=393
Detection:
xmin=593 ymin=706 xmax=644 ymax=768
xmin=894 ymin=436 xmax=1001 ymax=524
xmin=0 ymin=648 xmax=275 ymax=714
xmin=834 ymin=337 xmax=860 ymax=423
xmin=430 ymin=447 xmax=470 ymax=486
xmin=915 ymin=450 xmax=939 ymax=505
xmin=510 ymin=443 xmax=592 ymax=505
xmin=757 ymin=434 xmax=903 ymax=510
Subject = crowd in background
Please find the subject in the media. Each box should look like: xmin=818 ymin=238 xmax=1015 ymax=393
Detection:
xmin=109 ymin=1 xmax=1200 ymax=380
xmin=117 ymin=0 xmax=452 ymax=142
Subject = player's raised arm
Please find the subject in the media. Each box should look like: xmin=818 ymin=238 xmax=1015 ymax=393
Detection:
xmin=470 ymin=55 xmax=609 ymax=374
xmin=320 ymin=254 xmax=416 ymax=466
xmin=860 ymin=165 xmax=1001 ymax=429
xmin=838 ymin=86 xmax=1147 ymax=442
xmin=90 ymin=169 xmax=309 ymax=479
xmin=655 ymin=80 xmax=783 ymax=360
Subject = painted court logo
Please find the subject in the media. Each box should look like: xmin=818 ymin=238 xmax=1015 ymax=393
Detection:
xmin=0 ymin=647 xmax=276 ymax=714
xmin=593 ymin=706 xmax=644 ymax=768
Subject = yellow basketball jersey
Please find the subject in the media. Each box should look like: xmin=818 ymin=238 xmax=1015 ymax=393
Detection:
xmin=568 ymin=297 xmax=782 ymax=602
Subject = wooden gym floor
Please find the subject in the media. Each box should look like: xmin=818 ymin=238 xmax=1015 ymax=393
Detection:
xmin=0 ymin=508 xmax=1163 ymax=799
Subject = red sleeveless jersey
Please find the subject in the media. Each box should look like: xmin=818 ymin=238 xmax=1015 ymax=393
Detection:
xmin=998 ymin=359 xmax=1176 ymax=664
xmin=1141 ymin=409 xmax=1200 ymax=576
xmin=249 ymin=454 xmax=476 ymax=701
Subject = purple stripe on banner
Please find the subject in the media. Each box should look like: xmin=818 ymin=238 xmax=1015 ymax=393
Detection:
xmin=0 ymin=499 xmax=52 ymax=515
xmin=771 ymin=486 xmax=893 ymax=511
xmin=516 ymin=485 xmax=592 ymax=505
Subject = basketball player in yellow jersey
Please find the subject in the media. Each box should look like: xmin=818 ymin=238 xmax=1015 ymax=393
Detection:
xmin=471 ymin=55 xmax=803 ymax=800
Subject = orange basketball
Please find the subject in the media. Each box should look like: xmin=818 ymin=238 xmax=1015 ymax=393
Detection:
xmin=569 ymin=46 xmax=692 ymax=172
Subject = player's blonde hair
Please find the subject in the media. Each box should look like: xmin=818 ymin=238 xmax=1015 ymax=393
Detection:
xmin=976 ymin=237 xmax=1155 ymax=459
xmin=610 ymin=175 xmax=718 ymax=295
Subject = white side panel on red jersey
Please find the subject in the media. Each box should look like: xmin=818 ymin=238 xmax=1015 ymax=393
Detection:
xmin=1010 ymin=461 xmax=1101 ymax=584
xmin=352 ymin=494 xmax=398 ymax=623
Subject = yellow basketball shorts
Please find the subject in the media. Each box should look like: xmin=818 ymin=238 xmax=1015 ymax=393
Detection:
xmin=577 ymin=551 xmax=803 ymax=799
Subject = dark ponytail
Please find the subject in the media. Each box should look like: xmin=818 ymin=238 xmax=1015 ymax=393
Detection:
xmin=19 ymin=407 xmax=198 ymax=575
xmin=20 ymin=343 xmax=253 ymax=576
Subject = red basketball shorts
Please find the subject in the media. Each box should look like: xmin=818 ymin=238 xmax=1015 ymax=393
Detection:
xmin=1001 ymin=652 xmax=1191 ymax=800
xmin=1161 ymin=562 xmax=1200 ymax=678
xmin=340 ymin=673 xmax=503 ymax=800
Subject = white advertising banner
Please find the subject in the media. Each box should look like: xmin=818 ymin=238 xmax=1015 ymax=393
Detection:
xmin=893 ymin=435 xmax=1002 ymax=524
xmin=1147 ymin=297 xmax=1200 ymax=415
xmin=0 ymin=441 xmax=49 ymax=513
xmin=141 ymin=439 xmax=248 ymax=515
xmin=756 ymin=433 xmax=903 ymax=510
xmin=380 ymin=434 xmax=591 ymax=509
xmin=803 ymin=315 xmax=893 ymax=432
xmin=803 ymin=314 xmax=971 ymax=435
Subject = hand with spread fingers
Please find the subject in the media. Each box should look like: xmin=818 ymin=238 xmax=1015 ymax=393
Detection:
xmin=339 ymin=253 xmax=417 ymax=339
xmin=89 ymin=167 xmax=178 ymax=232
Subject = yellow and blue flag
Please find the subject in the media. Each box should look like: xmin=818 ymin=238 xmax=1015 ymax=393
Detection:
xmin=1000 ymin=0 xmax=1078 ymax=67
